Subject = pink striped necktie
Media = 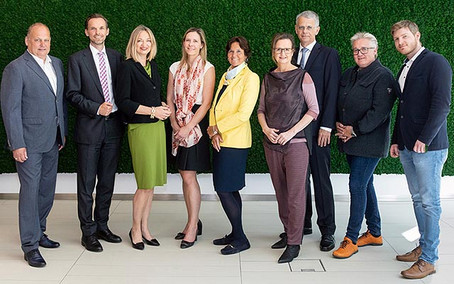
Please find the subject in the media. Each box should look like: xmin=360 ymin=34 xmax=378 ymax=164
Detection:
xmin=98 ymin=51 xmax=110 ymax=102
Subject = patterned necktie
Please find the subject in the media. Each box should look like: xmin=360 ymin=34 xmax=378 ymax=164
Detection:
xmin=299 ymin=47 xmax=309 ymax=69
xmin=98 ymin=52 xmax=110 ymax=102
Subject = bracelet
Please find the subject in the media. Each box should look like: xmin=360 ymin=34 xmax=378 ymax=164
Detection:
xmin=150 ymin=107 xmax=156 ymax=119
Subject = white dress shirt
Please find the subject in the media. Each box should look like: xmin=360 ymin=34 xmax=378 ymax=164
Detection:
xmin=29 ymin=51 xmax=57 ymax=95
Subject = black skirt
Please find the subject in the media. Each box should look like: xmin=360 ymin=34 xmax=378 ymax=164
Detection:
xmin=213 ymin=147 xmax=249 ymax=192
xmin=175 ymin=105 xmax=210 ymax=171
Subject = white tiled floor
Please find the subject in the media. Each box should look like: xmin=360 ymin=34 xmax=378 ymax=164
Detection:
xmin=1 ymin=198 xmax=453 ymax=284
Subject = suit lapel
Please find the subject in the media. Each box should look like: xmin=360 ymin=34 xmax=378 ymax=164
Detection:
xmin=400 ymin=49 xmax=428 ymax=94
xmin=106 ymin=49 xmax=118 ymax=82
xmin=216 ymin=67 xmax=247 ymax=106
xmin=304 ymin=42 xmax=320 ymax=71
xmin=50 ymin=56 xmax=63 ymax=97
xmin=82 ymin=48 xmax=104 ymax=97
xmin=23 ymin=51 xmax=55 ymax=95
xmin=133 ymin=61 xmax=157 ymax=86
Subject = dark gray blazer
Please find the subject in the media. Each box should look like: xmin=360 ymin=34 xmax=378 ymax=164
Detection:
xmin=66 ymin=47 xmax=124 ymax=144
xmin=337 ymin=59 xmax=397 ymax=158
xmin=1 ymin=51 xmax=65 ymax=153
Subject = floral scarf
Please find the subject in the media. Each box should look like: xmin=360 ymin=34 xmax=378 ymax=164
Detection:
xmin=171 ymin=55 xmax=205 ymax=156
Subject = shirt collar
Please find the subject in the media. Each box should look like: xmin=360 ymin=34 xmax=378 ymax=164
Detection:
xmin=406 ymin=46 xmax=425 ymax=66
xmin=299 ymin=40 xmax=317 ymax=53
xmin=28 ymin=50 xmax=51 ymax=66
xmin=89 ymin=44 xmax=106 ymax=57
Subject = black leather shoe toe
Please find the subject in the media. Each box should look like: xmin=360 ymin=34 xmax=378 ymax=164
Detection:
xmin=278 ymin=245 xmax=300 ymax=263
xmin=97 ymin=229 xmax=122 ymax=243
xmin=174 ymin=232 xmax=185 ymax=240
xmin=129 ymin=230 xmax=144 ymax=250
xmin=143 ymin=236 xmax=160 ymax=246
xmin=24 ymin=249 xmax=46 ymax=267
xmin=180 ymin=236 xmax=197 ymax=249
xmin=320 ymin=234 xmax=335 ymax=252
xmin=81 ymin=235 xmax=103 ymax=252
xmin=39 ymin=234 xmax=60 ymax=249
xmin=220 ymin=240 xmax=250 ymax=255
xmin=213 ymin=234 xmax=234 ymax=246
xmin=271 ymin=233 xmax=287 ymax=249
xmin=303 ymin=227 xmax=313 ymax=235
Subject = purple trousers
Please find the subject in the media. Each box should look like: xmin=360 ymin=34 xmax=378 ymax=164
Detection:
xmin=264 ymin=142 xmax=309 ymax=245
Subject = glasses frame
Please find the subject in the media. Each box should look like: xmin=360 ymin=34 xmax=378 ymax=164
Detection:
xmin=274 ymin=48 xmax=293 ymax=54
xmin=352 ymin=47 xmax=376 ymax=55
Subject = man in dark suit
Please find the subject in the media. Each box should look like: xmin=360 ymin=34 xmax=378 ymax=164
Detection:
xmin=291 ymin=10 xmax=340 ymax=252
xmin=390 ymin=20 xmax=452 ymax=279
xmin=1 ymin=23 xmax=66 ymax=267
xmin=66 ymin=13 xmax=124 ymax=252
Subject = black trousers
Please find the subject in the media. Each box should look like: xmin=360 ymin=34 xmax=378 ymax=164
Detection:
xmin=305 ymin=138 xmax=336 ymax=236
xmin=77 ymin=117 xmax=123 ymax=236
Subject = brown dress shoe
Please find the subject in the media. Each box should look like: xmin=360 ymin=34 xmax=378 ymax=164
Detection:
xmin=332 ymin=237 xmax=358 ymax=259
xmin=396 ymin=246 xmax=422 ymax=262
xmin=401 ymin=259 xmax=435 ymax=279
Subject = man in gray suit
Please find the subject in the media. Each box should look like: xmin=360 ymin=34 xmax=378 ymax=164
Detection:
xmin=1 ymin=23 xmax=65 ymax=268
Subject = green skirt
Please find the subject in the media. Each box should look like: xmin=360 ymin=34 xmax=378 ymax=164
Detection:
xmin=128 ymin=121 xmax=167 ymax=189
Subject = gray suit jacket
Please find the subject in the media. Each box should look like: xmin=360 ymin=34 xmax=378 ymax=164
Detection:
xmin=1 ymin=51 xmax=65 ymax=153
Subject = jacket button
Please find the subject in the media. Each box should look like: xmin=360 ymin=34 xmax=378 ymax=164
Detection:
xmin=400 ymin=100 xmax=404 ymax=103
xmin=153 ymin=86 xmax=156 ymax=89
xmin=401 ymin=115 xmax=404 ymax=119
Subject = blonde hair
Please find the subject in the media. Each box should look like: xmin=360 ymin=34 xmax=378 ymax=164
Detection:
xmin=391 ymin=20 xmax=419 ymax=36
xmin=179 ymin=27 xmax=207 ymax=69
xmin=125 ymin=25 xmax=157 ymax=62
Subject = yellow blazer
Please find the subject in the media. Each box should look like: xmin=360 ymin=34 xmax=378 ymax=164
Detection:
xmin=209 ymin=66 xmax=260 ymax=148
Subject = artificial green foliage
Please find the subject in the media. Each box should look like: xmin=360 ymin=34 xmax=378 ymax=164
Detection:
xmin=0 ymin=0 xmax=453 ymax=174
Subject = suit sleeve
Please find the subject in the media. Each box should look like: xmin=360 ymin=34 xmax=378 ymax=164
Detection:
xmin=115 ymin=62 xmax=140 ymax=118
xmin=419 ymin=55 xmax=452 ymax=145
xmin=0 ymin=63 xmax=26 ymax=150
xmin=66 ymin=55 xmax=101 ymax=117
xmin=353 ymin=72 xmax=397 ymax=135
xmin=320 ymin=49 xmax=341 ymax=129
xmin=216 ymin=72 xmax=260 ymax=134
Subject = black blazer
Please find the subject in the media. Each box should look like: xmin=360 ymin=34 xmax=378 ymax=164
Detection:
xmin=337 ymin=59 xmax=397 ymax=158
xmin=115 ymin=59 xmax=162 ymax=124
xmin=292 ymin=42 xmax=341 ymax=133
xmin=66 ymin=47 xmax=124 ymax=144
xmin=392 ymin=49 xmax=452 ymax=151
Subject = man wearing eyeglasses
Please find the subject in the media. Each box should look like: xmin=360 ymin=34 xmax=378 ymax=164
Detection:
xmin=390 ymin=20 xmax=452 ymax=279
xmin=289 ymin=10 xmax=341 ymax=252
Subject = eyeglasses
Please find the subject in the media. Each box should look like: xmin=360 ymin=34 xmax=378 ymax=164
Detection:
xmin=352 ymin=47 xmax=375 ymax=55
xmin=274 ymin=48 xmax=293 ymax=54
xmin=297 ymin=25 xmax=314 ymax=31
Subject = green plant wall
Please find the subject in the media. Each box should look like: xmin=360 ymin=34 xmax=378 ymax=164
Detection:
xmin=0 ymin=0 xmax=453 ymax=174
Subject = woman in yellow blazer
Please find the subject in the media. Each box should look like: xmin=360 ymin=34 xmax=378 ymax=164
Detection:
xmin=207 ymin=36 xmax=260 ymax=255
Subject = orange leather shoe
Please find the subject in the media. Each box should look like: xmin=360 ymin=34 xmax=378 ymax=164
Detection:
xmin=357 ymin=230 xmax=383 ymax=247
xmin=333 ymin=237 xmax=358 ymax=259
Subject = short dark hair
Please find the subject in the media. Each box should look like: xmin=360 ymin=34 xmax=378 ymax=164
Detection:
xmin=85 ymin=13 xmax=109 ymax=29
xmin=225 ymin=36 xmax=252 ymax=59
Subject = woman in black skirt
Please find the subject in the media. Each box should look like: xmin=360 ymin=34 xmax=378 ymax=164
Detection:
xmin=208 ymin=36 xmax=260 ymax=255
xmin=166 ymin=28 xmax=215 ymax=249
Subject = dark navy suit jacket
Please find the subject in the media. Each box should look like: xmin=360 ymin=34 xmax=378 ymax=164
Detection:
xmin=392 ymin=48 xmax=452 ymax=151
xmin=291 ymin=42 xmax=341 ymax=133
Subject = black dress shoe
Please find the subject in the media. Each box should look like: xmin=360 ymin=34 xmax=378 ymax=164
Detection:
xmin=143 ymin=236 xmax=160 ymax=246
xmin=303 ymin=227 xmax=313 ymax=235
xmin=81 ymin=235 xmax=103 ymax=252
xmin=213 ymin=234 xmax=234 ymax=246
xmin=220 ymin=239 xmax=250 ymax=255
xmin=129 ymin=230 xmax=144 ymax=250
xmin=175 ymin=220 xmax=203 ymax=240
xmin=97 ymin=229 xmax=122 ymax=243
xmin=180 ymin=236 xmax=197 ymax=249
xmin=278 ymin=244 xmax=300 ymax=263
xmin=320 ymin=234 xmax=335 ymax=251
xmin=24 ymin=249 xmax=46 ymax=267
xmin=271 ymin=233 xmax=287 ymax=249
xmin=39 ymin=234 xmax=60 ymax=248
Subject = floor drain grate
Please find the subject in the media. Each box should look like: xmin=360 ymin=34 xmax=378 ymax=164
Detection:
xmin=289 ymin=259 xmax=326 ymax=272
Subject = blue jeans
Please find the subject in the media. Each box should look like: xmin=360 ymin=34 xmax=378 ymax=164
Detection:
xmin=399 ymin=148 xmax=448 ymax=264
xmin=345 ymin=155 xmax=381 ymax=243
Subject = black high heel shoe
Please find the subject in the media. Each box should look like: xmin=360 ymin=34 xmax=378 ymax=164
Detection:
xmin=175 ymin=220 xmax=203 ymax=240
xmin=129 ymin=230 xmax=144 ymax=250
xmin=142 ymin=236 xmax=160 ymax=246
xmin=180 ymin=235 xmax=197 ymax=249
